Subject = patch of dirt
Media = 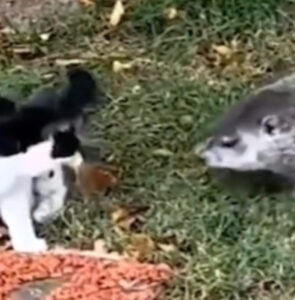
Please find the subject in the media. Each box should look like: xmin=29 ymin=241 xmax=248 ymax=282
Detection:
xmin=0 ymin=0 xmax=79 ymax=27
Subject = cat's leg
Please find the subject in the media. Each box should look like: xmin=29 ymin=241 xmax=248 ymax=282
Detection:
xmin=0 ymin=177 xmax=47 ymax=252
xmin=33 ymin=165 xmax=67 ymax=224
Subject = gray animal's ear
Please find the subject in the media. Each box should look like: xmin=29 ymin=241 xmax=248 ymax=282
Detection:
xmin=261 ymin=114 xmax=290 ymax=135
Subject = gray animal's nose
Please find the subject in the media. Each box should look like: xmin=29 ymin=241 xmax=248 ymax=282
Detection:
xmin=205 ymin=138 xmax=215 ymax=150
xmin=195 ymin=138 xmax=213 ymax=159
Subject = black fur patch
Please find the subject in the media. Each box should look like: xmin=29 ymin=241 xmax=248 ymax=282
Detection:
xmin=51 ymin=128 xmax=80 ymax=158
xmin=0 ymin=97 xmax=16 ymax=117
xmin=0 ymin=97 xmax=19 ymax=155
xmin=59 ymin=68 xmax=98 ymax=118
xmin=0 ymin=133 xmax=20 ymax=155
xmin=48 ymin=170 xmax=55 ymax=178
xmin=0 ymin=68 xmax=99 ymax=156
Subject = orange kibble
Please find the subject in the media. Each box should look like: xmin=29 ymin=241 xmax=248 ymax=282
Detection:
xmin=0 ymin=251 xmax=172 ymax=300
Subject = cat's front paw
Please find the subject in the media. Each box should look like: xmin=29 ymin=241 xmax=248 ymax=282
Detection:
xmin=12 ymin=238 xmax=48 ymax=253
xmin=33 ymin=204 xmax=60 ymax=224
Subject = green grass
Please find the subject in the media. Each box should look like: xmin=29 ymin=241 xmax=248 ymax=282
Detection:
xmin=3 ymin=0 xmax=295 ymax=299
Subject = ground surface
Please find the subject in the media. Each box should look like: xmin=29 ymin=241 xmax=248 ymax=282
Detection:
xmin=2 ymin=0 xmax=295 ymax=299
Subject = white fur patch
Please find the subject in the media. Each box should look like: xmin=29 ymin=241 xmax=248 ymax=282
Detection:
xmin=33 ymin=165 xmax=67 ymax=224
xmin=0 ymin=176 xmax=47 ymax=252
xmin=203 ymin=131 xmax=271 ymax=171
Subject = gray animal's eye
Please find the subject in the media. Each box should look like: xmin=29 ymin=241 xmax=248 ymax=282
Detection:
xmin=261 ymin=115 xmax=280 ymax=135
xmin=263 ymin=118 xmax=276 ymax=135
xmin=220 ymin=136 xmax=239 ymax=148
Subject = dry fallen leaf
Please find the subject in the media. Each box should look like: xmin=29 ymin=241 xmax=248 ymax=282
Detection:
xmin=78 ymin=0 xmax=95 ymax=6
xmin=1 ymin=26 xmax=16 ymax=35
xmin=131 ymin=85 xmax=141 ymax=94
xmin=89 ymin=239 xmax=125 ymax=260
xmin=164 ymin=7 xmax=178 ymax=20
xmin=212 ymin=45 xmax=232 ymax=57
xmin=111 ymin=205 xmax=149 ymax=233
xmin=110 ymin=0 xmax=125 ymax=27
xmin=41 ymin=73 xmax=55 ymax=80
xmin=153 ymin=149 xmax=174 ymax=157
xmin=39 ymin=33 xmax=51 ymax=42
xmin=12 ymin=46 xmax=34 ymax=56
xmin=126 ymin=233 xmax=156 ymax=261
xmin=112 ymin=207 xmax=136 ymax=231
xmin=157 ymin=243 xmax=177 ymax=253
xmin=55 ymin=58 xmax=86 ymax=67
xmin=76 ymin=163 xmax=118 ymax=200
xmin=211 ymin=44 xmax=234 ymax=67
xmin=112 ymin=60 xmax=133 ymax=73
xmin=209 ymin=40 xmax=248 ymax=72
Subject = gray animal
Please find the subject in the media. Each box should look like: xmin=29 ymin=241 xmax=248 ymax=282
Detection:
xmin=200 ymin=73 xmax=295 ymax=182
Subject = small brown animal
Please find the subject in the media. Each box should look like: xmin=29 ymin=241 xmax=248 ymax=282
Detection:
xmin=76 ymin=163 xmax=118 ymax=201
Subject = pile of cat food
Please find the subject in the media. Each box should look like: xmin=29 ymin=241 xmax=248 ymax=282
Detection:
xmin=0 ymin=249 xmax=173 ymax=300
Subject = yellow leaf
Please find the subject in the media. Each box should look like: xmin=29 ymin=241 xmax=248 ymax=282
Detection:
xmin=112 ymin=60 xmax=133 ymax=73
xmin=41 ymin=73 xmax=55 ymax=80
xmin=111 ymin=207 xmax=137 ymax=231
xmin=158 ymin=243 xmax=177 ymax=253
xmin=112 ymin=207 xmax=128 ymax=223
xmin=126 ymin=233 xmax=156 ymax=261
xmin=55 ymin=58 xmax=86 ymax=66
xmin=79 ymin=0 xmax=95 ymax=6
xmin=110 ymin=0 xmax=125 ymax=27
xmin=164 ymin=7 xmax=178 ymax=20
xmin=39 ymin=33 xmax=51 ymax=42
xmin=212 ymin=45 xmax=232 ymax=57
xmin=1 ymin=27 xmax=16 ymax=35
xmin=153 ymin=148 xmax=173 ymax=157
xmin=12 ymin=46 xmax=33 ymax=55
xmin=87 ymin=239 xmax=126 ymax=260
xmin=211 ymin=44 xmax=235 ymax=67
xmin=131 ymin=85 xmax=141 ymax=94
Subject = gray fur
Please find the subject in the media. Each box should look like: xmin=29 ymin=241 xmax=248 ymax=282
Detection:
xmin=200 ymin=73 xmax=295 ymax=181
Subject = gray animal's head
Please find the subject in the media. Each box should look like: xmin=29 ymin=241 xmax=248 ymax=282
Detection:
xmin=200 ymin=79 xmax=295 ymax=178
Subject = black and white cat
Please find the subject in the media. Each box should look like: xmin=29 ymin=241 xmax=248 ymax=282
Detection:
xmin=0 ymin=129 xmax=82 ymax=252
xmin=0 ymin=68 xmax=100 ymax=252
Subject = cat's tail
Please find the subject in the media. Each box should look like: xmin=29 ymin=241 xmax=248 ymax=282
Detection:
xmin=58 ymin=68 xmax=101 ymax=119
xmin=29 ymin=68 xmax=102 ymax=119
xmin=24 ymin=68 xmax=104 ymax=138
